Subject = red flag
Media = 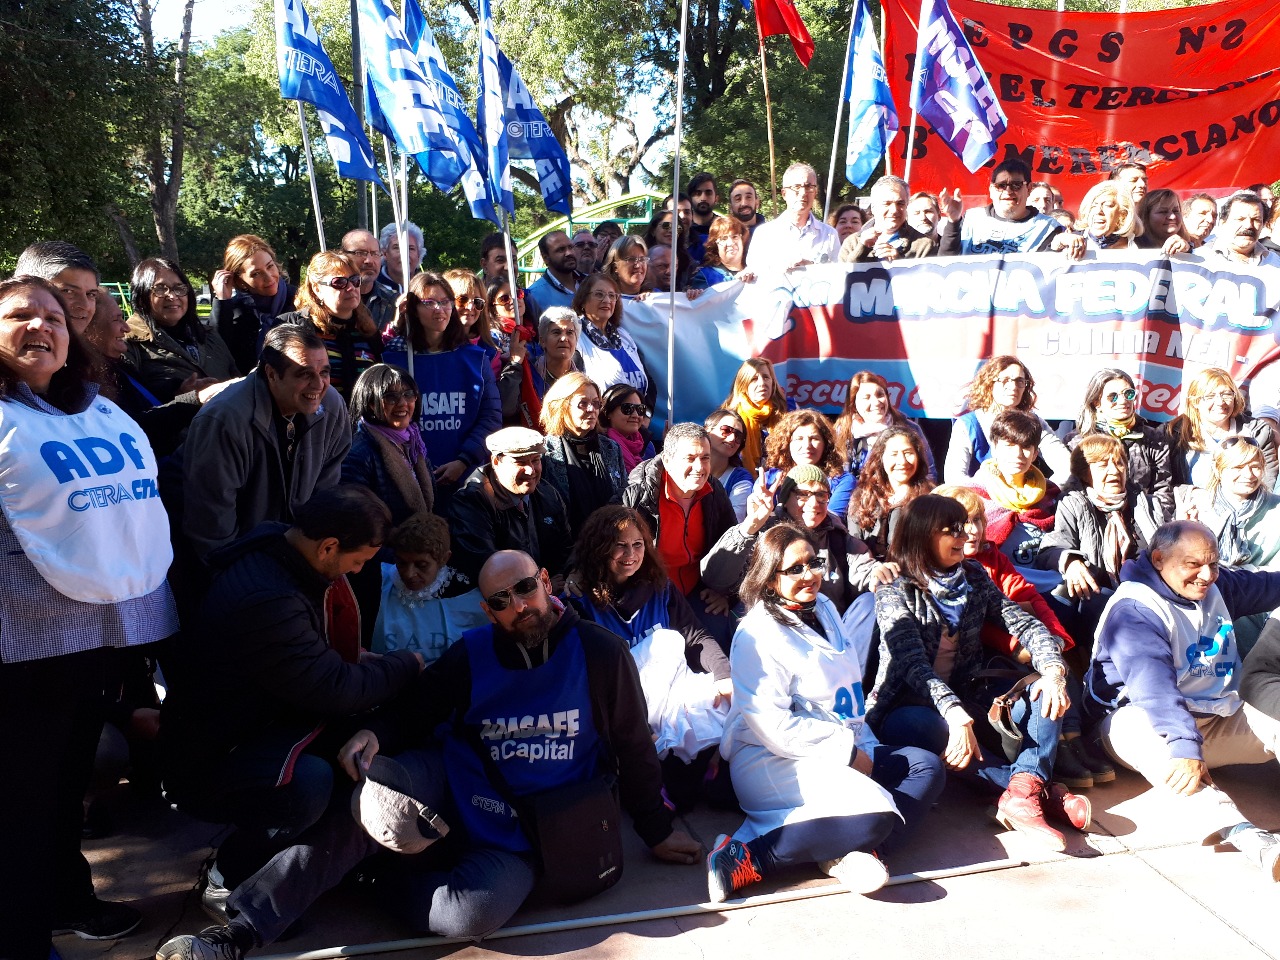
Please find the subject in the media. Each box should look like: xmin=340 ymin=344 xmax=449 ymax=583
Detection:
xmin=753 ymin=0 xmax=814 ymax=67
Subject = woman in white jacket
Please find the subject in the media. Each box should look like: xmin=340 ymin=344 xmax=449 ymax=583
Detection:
xmin=707 ymin=524 xmax=945 ymax=903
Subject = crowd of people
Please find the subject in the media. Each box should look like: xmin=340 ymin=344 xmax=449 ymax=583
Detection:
xmin=5 ymin=160 xmax=1280 ymax=960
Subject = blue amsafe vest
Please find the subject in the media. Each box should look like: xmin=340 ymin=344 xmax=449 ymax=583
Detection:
xmin=580 ymin=586 xmax=669 ymax=649
xmin=443 ymin=623 xmax=601 ymax=852
xmin=382 ymin=343 xmax=491 ymax=468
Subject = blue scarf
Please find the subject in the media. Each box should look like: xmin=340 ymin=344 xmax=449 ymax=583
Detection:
xmin=927 ymin=565 xmax=971 ymax=630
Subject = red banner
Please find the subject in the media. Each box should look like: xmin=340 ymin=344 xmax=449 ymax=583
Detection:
xmin=882 ymin=0 xmax=1280 ymax=209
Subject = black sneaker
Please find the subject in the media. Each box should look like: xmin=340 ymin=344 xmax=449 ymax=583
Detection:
xmin=156 ymin=925 xmax=247 ymax=960
xmin=52 ymin=899 xmax=141 ymax=940
xmin=706 ymin=833 xmax=762 ymax=903
xmin=1053 ymin=738 xmax=1094 ymax=790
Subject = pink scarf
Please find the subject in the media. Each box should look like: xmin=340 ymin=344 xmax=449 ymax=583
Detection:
xmin=609 ymin=427 xmax=647 ymax=473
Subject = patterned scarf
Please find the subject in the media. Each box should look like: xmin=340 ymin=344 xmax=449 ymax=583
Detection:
xmin=1085 ymin=486 xmax=1133 ymax=579
xmin=581 ymin=319 xmax=623 ymax=351
xmin=927 ymin=565 xmax=971 ymax=630
xmin=1099 ymin=415 xmax=1142 ymax=441
xmin=1213 ymin=487 xmax=1264 ymax=566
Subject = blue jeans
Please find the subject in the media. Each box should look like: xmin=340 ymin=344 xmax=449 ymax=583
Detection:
xmin=877 ymin=694 xmax=1062 ymax=792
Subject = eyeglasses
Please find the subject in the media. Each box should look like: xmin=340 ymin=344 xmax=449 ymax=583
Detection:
xmin=418 ymin=298 xmax=450 ymax=311
xmin=455 ymin=296 xmax=486 ymax=310
xmin=784 ymin=183 xmax=819 ymax=193
xmin=322 ymin=275 xmax=362 ymax=290
xmin=1197 ymin=392 xmax=1236 ymax=404
xmin=622 ymin=256 xmax=650 ymax=267
xmin=995 ymin=376 xmax=1027 ymax=389
xmin=153 ymin=283 xmax=190 ymax=298
xmin=574 ymin=397 xmax=603 ymax=410
xmin=573 ymin=240 xmax=597 ymax=250
xmin=1104 ymin=388 xmax=1138 ymax=403
xmin=794 ymin=491 xmax=831 ymax=504
xmin=1221 ymin=435 xmax=1261 ymax=450
xmin=778 ymin=557 xmax=827 ymax=578
xmin=341 ymin=247 xmax=381 ymax=259
xmin=617 ymin=402 xmax=648 ymax=417
xmin=992 ymin=180 xmax=1028 ymax=192
xmin=591 ymin=291 xmax=618 ymax=303
xmin=484 ymin=575 xmax=541 ymax=611
xmin=383 ymin=390 xmax=419 ymax=403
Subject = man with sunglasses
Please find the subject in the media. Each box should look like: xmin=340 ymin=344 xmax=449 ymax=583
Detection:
xmin=448 ymin=427 xmax=572 ymax=586
xmin=526 ymin=231 xmax=583 ymax=312
xmin=571 ymin=229 xmax=599 ymax=274
xmin=938 ymin=158 xmax=1084 ymax=258
xmin=1086 ymin=520 xmax=1280 ymax=883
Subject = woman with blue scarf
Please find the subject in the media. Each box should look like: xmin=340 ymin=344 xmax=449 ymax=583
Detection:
xmin=869 ymin=495 xmax=1089 ymax=851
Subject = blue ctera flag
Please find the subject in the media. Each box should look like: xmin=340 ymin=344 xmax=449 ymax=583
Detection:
xmin=402 ymin=0 xmax=499 ymax=224
xmin=910 ymin=0 xmax=1007 ymax=173
xmin=476 ymin=0 xmax=515 ymax=217
xmin=844 ymin=0 xmax=899 ymax=188
xmin=274 ymin=0 xmax=381 ymax=184
xmin=496 ymin=51 xmax=573 ymax=216
xmin=356 ymin=0 xmax=471 ymax=196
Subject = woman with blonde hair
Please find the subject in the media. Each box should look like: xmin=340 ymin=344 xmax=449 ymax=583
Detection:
xmin=1075 ymin=182 xmax=1141 ymax=251
xmin=277 ymin=250 xmax=381 ymax=401
xmin=723 ymin=357 xmax=789 ymax=472
xmin=945 ymin=355 xmax=1069 ymax=482
xmin=1164 ymin=366 xmax=1277 ymax=491
xmin=212 ymin=233 xmax=297 ymax=372
xmin=442 ymin=267 xmax=496 ymax=356
xmin=539 ymin=372 xmax=625 ymax=536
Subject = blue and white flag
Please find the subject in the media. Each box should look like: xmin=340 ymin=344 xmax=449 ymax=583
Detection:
xmin=274 ymin=0 xmax=381 ymax=184
xmin=497 ymin=51 xmax=572 ymax=215
xmin=403 ymin=0 xmax=499 ymax=223
xmin=844 ymin=0 xmax=898 ymax=188
xmin=356 ymin=0 xmax=466 ymax=190
xmin=910 ymin=0 xmax=1006 ymax=172
xmin=476 ymin=0 xmax=514 ymax=217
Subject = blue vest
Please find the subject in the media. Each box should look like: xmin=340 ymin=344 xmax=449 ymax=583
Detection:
xmin=959 ymin=411 xmax=991 ymax=467
xmin=382 ymin=343 xmax=491 ymax=468
xmin=443 ymin=623 xmax=601 ymax=852
xmin=580 ymin=586 xmax=670 ymax=648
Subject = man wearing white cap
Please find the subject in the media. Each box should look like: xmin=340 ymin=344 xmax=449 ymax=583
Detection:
xmin=447 ymin=426 xmax=573 ymax=584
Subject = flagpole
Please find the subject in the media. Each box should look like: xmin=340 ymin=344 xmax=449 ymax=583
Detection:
xmin=668 ymin=0 xmax=691 ymax=427
xmin=880 ymin=9 xmax=893 ymax=176
xmin=297 ymin=102 xmax=328 ymax=251
xmin=501 ymin=211 xmax=523 ymax=353
xmin=902 ymin=0 xmax=930 ymax=188
xmin=753 ymin=6 xmax=779 ymax=215
xmin=383 ymin=135 xmax=413 ymax=373
xmin=824 ymin=0 xmax=858 ymax=221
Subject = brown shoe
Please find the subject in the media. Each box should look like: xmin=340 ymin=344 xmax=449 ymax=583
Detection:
xmin=993 ymin=773 xmax=1065 ymax=851
xmin=1043 ymin=781 xmax=1091 ymax=831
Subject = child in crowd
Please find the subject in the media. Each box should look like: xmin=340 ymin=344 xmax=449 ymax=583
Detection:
xmin=371 ymin=512 xmax=487 ymax=662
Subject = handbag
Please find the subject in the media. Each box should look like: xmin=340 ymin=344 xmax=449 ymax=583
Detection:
xmin=466 ymin=724 xmax=624 ymax=904
xmin=977 ymin=659 xmax=1041 ymax=763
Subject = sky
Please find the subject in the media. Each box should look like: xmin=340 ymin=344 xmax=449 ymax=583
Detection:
xmin=150 ymin=0 xmax=251 ymax=43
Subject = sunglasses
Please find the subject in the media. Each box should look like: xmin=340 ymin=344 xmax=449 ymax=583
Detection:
xmin=418 ymin=298 xmax=451 ymax=311
xmin=494 ymin=291 xmax=525 ymax=306
xmin=322 ymin=275 xmax=362 ymax=290
xmin=573 ymin=240 xmax=597 ymax=250
xmin=992 ymin=180 xmax=1028 ymax=192
xmin=1104 ymin=388 xmax=1138 ymax=403
xmin=779 ymin=557 xmax=827 ymax=578
xmin=484 ymin=575 xmax=541 ymax=611
xmin=714 ymin=424 xmax=745 ymax=440
xmin=1221 ymin=435 xmax=1261 ymax=450
xmin=939 ymin=524 xmax=976 ymax=539
xmin=616 ymin=402 xmax=648 ymax=417
xmin=455 ymin=296 xmax=486 ymax=310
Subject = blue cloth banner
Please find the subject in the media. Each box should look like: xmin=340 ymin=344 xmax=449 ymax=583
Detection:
xmin=477 ymin=0 xmax=515 ymax=217
xmin=496 ymin=51 xmax=573 ymax=216
xmin=274 ymin=0 xmax=381 ymax=184
xmin=356 ymin=0 xmax=468 ymax=193
xmin=844 ymin=0 xmax=899 ymax=188
xmin=403 ymin=0 xmax=500 ymax=223
xmin=909 ymin=0 xmax=1007 ymax=173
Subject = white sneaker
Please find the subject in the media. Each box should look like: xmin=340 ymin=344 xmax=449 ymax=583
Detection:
xmin=1227 ymin=827 xmax=1280 ymax=882
xmin=818 ymin=851 xmax=888 ymax=894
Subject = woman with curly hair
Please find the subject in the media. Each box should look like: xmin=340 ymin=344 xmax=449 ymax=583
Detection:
xmin=832 ymin=370 xmax=935 ymax=481
xmin=723 ymin=357 xmax=789 ymax=473
xmin=1164 ymin=366 xmax=1277 ymax=493
xmin=568 ymin=505 xmax=732 ymax=809
xmin=945 ymin=355 xmax=1070 ymax=483
xmin=697 ymin=215 xmax=754 ymax=286
xmin=277 ymin=250 xmax=381 ymax=401
xmin=847 ymin=426 xmax=935 ymax=559
xmin=763 ymin=408 xmax=855 ymax=518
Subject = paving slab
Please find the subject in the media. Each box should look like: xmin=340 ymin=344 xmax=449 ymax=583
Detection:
xmin=61 ymin=764 xmax=1280 ymax=960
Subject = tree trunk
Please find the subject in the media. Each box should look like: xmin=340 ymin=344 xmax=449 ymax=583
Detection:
xmin=104 ymin=204 xmax=143 ymax=269
xmin=138 ymin=0 xmax=194 ymax=263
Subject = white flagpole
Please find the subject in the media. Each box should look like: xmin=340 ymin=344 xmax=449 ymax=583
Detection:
xmin=383 ymin=136 xmax=413 ymax=372
xmin=824 ymin=0 xmax=858 ymax=221
xmin=296 ymin=102 xmax=328 ymax=251
xmin=902 ymin=0 xmax=930 ymax=188
xmin=668 ymin=0 xmax=691 ymax=427
xmin=501 ymin=211 xmax=523 ymax=352
xmin=881 ymin=10 xmax=893 ymax=176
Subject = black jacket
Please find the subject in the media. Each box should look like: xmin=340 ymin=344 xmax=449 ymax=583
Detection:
xmin=1068 ymin=418 xmax=1174 ymax=523
xmin=212 ymin=283 xmax=298 ymax=374
xmin=160 ymin=523 xmax=419 ymax=796
xmin=372 ymin=603 xmax=676 ymax=848
xmin=621 ymin=456 xmax=737 ymax=587
xmin=447 ymin=465 xmax=573 ymax=582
